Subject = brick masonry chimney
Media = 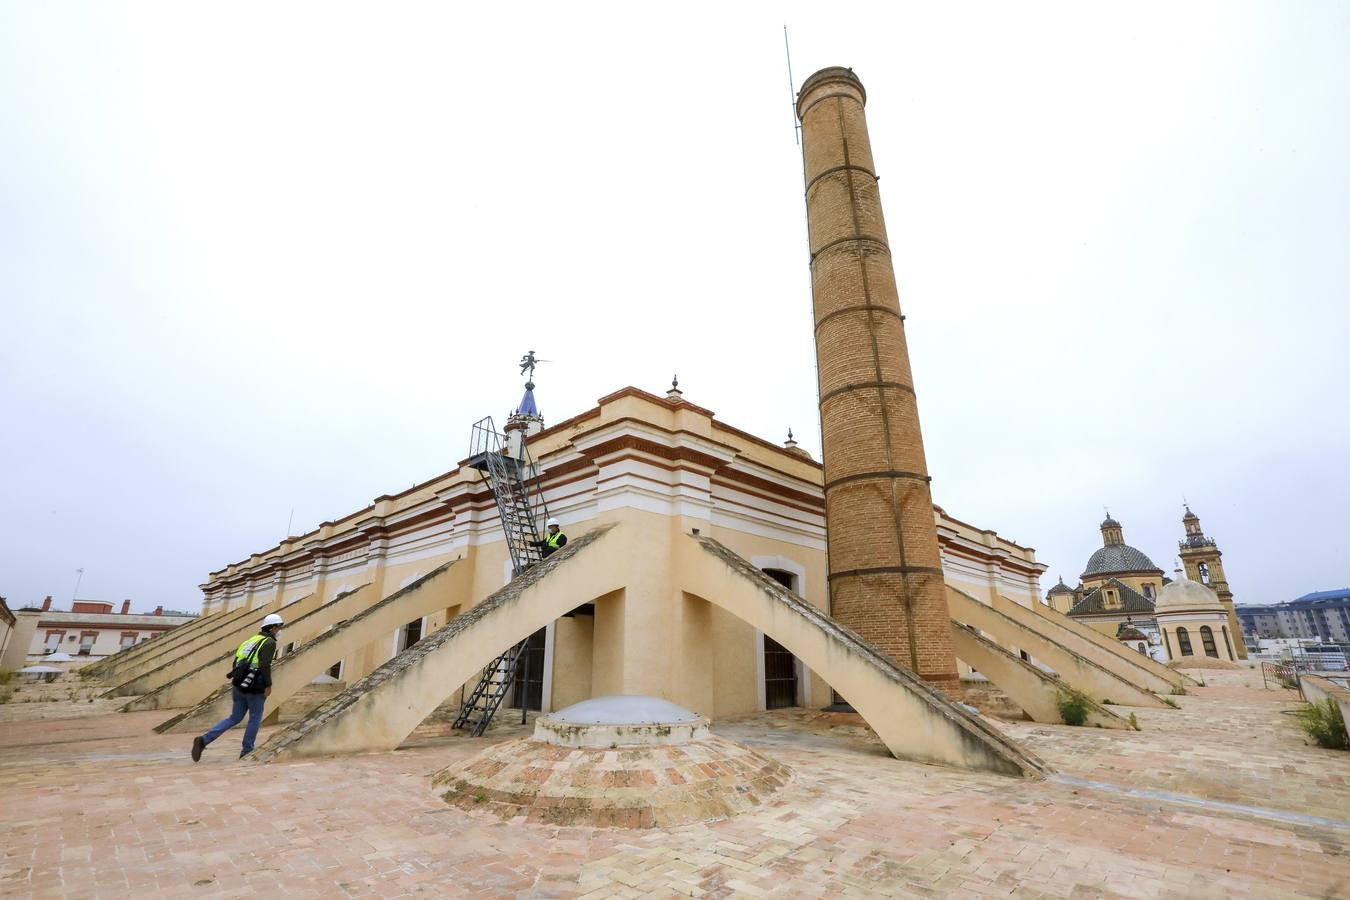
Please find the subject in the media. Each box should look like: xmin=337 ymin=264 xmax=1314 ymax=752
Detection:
xmin=42 ymin=595 xmax=52 ymax=611
xmin=121 ymin=599 xmax=131 ymax=615
xmin=796 ymin=67 xmax=959 ymax=692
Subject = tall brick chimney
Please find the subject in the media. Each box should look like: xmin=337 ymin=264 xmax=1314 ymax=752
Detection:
xmin=42 ymin=595 xmax=52 ymax=611
xmin=796 ymin=67 xmax=958 ymax=691
xmin=121 ymin=599 xmax=131 ymax=615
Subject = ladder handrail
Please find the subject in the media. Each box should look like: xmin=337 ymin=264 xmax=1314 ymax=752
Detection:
xmin=456 ymin=416 xmax=553 ymax=735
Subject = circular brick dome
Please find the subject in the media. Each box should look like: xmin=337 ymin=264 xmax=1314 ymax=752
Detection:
xmin=433 ymin=696 xmax=792 ymax=829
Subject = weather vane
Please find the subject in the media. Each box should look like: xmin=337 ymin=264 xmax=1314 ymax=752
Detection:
xmin=520 ymin=348 xmax=556 ymax=384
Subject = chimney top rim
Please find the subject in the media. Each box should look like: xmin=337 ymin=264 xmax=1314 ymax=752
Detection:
xmin=797 ymin=66 xmax=866 ymax=115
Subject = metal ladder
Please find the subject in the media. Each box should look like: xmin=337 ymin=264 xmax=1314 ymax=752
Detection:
xmin=453 ymin=417 xmax=550 ymax=736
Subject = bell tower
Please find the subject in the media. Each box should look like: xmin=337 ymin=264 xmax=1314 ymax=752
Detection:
xmin=1177 ymin=505 xmax=1247 ymax=659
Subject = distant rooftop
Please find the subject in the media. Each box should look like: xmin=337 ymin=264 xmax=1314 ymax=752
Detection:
xmin=1293 ymin=587 xmax=1350 ymax=604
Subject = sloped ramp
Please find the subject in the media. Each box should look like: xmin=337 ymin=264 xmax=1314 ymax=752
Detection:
xmin=121 ymin=587 xmax=367 ymax=714
xmin=105 ymin=592 xmax=322 ymax=698
xmin=251 ymin=525 xmax=621 ymax=762
xmin=155 ymin=562 xmax=463 ymax=735
xmin=949 ymin=622 xmax=1131 ymax=729
xmin=101 ymin=598 xmax=287 ymax=688
xmin=85 ymin=600 xmax=257 ymax=679
xmin=947 ymin=587 xmax=1168 ymax=709
xmin=682 ymin=535 xmax=1048 ymax=778
xmin=254 ymin=526 xmax=1046 ymax=778
xmin=991 ymin=594 xmax=1196 ymax=691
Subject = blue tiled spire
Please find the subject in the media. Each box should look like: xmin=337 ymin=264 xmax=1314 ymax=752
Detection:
xmin=515 ymin=381 xmax=539 ymax=417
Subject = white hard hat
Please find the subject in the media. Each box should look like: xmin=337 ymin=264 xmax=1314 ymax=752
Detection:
xmin=262 ymin=613 xmax=284 ymax=628
xmin=546 ymin=518 xmax=560 ymax=528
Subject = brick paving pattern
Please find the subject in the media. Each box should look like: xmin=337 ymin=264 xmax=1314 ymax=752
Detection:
xmin=1 ymin=668 xmax=1347 ymax=897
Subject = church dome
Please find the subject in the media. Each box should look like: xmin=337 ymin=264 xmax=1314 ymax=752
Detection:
xmin=1081 ymin=544 xmax=1162 ymax=579
xmin=1100 ymin=514 xmax=1121 ymax=529
xmin=1047 ymin=578 xmax=1074 ymax=596
xmin=1154 ymin=573 xmax=1223 ymax=612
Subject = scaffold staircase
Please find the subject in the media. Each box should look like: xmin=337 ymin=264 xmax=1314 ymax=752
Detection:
xmin=453 ymin=416 xmax=550 ymax=736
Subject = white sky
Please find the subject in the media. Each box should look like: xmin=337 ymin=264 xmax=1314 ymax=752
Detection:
xmin=2 ymin=2 xmax=1347 ymax=613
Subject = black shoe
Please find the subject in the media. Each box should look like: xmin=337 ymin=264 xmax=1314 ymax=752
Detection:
xmin=191 ymin=736 xmax=205 ymax=762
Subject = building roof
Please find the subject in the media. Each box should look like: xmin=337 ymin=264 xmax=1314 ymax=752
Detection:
xmin=1293 ymin=587 xmax=1350 ymax=604
xmin=1047 ymin=578 xmax=1075 ymax=596
xmin=1101 ymin=514 xmax=1121 ymax=528
xmin=1082 ymin=544 xmax=1163 ymax=579
xmin=1068 ymin=578 xmax=1155 ymax=617
xmin=1117 ymin=624 xmax=1149 ymax=641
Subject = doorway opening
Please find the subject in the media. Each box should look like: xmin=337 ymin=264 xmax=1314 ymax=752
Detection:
xmin=510 ymin=627 xmax=547 ymax=711
xmin=761 ymin=568 xmax=801 ymax=709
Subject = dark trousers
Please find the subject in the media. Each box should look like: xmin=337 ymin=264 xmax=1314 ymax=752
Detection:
xmin=201 ymin=686 xmax=266 ymax=755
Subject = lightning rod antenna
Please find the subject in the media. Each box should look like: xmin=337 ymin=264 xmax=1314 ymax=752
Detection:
xmin=784 ymin=26 xmax=800 ymax=145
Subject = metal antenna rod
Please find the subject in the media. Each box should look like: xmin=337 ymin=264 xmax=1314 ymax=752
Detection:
xmin=783 ymin=26 xmax=800 ymax=145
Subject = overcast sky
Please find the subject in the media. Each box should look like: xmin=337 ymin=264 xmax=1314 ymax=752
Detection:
xmin=3 ymin=3 xmax=1347 ymax=613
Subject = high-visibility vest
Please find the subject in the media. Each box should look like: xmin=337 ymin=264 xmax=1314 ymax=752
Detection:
xmin=234 ymin=634 xmax=271 ymax=668
xmin=546 ymin=530 xmax=565 ymax=550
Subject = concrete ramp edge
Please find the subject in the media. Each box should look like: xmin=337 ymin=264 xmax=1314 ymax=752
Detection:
xmin=688 ymin=534 xmax=1050 ymax=778
xmin=250 ymin=526 xmax=618 ymax=762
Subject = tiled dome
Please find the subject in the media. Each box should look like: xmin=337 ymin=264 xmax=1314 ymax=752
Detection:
xmin=1082 ymin=544 xmax=1162 ymax=579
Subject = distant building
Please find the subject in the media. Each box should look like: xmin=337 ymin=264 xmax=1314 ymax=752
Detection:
xmin=17 ymin=596 xmax=195 ymax=662
xmin=1058 ymin=515 xmax=1165 ymax=639
xmin=1115 ymin=620 xmax=1166 ymax=664
xmin=1153 ymin=572 xmax=1239 ymax=663
xmin=1237 ymin=588 xmax=1350 ymax=644
xmin=1176 ymin=506 xmax=1247 ymax=659
xmin=1049 ymin=508 xmax=1250 ymax=663
xmin=0 ymin=597 xmax=16 ymax=671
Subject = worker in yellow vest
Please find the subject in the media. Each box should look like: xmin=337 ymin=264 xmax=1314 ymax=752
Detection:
xmin=531 ymin=517 xmax=567 ymax=557
xmin=191 ymin=613 xmax=283 ymax=761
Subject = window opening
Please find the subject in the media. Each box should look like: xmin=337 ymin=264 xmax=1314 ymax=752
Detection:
xmin=1176 ymin=627 xmax=1193 ymax=656
xmin=398 ymin=618 xmax=423 ymax=653
xmin=1200 ymin=626 xmax=1218 ymax=658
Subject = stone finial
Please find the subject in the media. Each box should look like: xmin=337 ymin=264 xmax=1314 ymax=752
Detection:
xmin=666 ymin=375 xmax=683 ymax=402
xmin=783 ymin=428 xmax=812 ymax=459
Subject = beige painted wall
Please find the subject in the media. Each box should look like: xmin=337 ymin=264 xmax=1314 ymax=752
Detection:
xmin=0 ymin=610 xmax=39 ymax=672
xmin=549 ymin=615 xmax=593 ymax=711
xmin=192 ymin=390 xmax=1044 ymax=722
xmin=255 ymin=524 xmax=1045 ymax=778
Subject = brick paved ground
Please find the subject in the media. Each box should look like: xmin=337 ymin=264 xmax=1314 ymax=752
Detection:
xmin=1 ymin=668 xmax=1347 ymax=898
